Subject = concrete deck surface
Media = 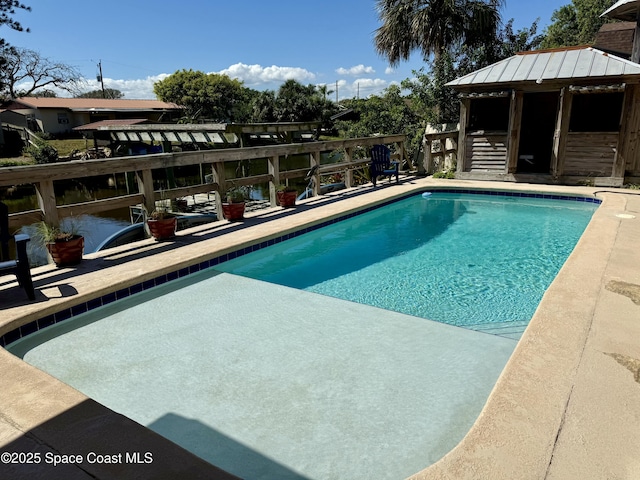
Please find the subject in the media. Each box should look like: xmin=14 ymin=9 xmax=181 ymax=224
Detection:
xmin=0 ymin=177 xmax=639 ymax=479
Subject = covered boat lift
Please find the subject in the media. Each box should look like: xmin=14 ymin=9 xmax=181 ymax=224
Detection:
xmin=73 ymin=121 xmax=322 ymax=156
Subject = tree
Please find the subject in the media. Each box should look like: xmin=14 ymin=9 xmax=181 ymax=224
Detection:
xmin=274 ymin=80 xmax=320 ymax=122
xmin=401 ymin=19 xmax=543 ymax=124
xmin=3 ymin=48 xmax=82 ymax=98
xmin=335 ymin=84 xmax=421 ymax=157
xmin=541 ymin=0 xmax=614 ymax=49
xmin=374 ymin=0 xmax=504 ymax=65
xmin=374 ymin=0 xmax=503 ymax=122
xmin=0 ymin=1 xmax=31 ymax=96
xmin=154 ymin=69 xmax=248 ymax=123
xmin=245 ymin=80 xmax=337 ymax=126
xmin=455 ymin=19 xmax=544 ymax=77
xmin=250 ymin=89 xmax=276 ymax=123
xmin=0 ymin=0 xmax=30 ymax=32
xmin=76 ymin=88 xmax=124 ymax=99
xmin=31 ymin=88 xmax=56 ymax=97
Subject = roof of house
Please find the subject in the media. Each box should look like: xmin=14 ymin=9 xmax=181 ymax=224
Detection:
xmin=446 ymin=46 xmax=640 ymax=89
xmin=601 ymin=0 xmax=639 ymax=21
xmin=8 ymin=97 xmax=182 ymax=111
xmin=594 ymin=21 xmax=636 ymax=57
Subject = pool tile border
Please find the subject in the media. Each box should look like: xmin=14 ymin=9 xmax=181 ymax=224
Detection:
xmin=0 ymin=188 xmax=601 ymax=348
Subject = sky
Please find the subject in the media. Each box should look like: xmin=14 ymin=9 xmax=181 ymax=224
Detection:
xmin=3 ymin=0 xmax=571 ymax=100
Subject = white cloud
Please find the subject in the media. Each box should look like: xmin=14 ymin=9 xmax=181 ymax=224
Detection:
xmin=385 ymin=67 xmax=395 ymax=75
xmin=41 ymin=65 xmax=390 ymax=101
xmin=335 ymin=64 xmax=375 ymax=76
xmin=218 ymin=63 xmax=316 ymax=87
xmin=23 ymin=75 xmax=167 ymax=100
xmin=335 ymin=78 xmax=390 ymax=99
xmin=102 ymin=75 xmax=169 ymax=99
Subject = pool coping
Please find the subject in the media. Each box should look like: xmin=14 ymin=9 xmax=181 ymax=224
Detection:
xmin=1 ymin=177 xmax=639 ymax=479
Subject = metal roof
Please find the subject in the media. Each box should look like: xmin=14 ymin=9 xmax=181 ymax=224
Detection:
xmin=72 ymin=121 xmax=322 ymax=145
xmin=10 ymin=97 xmax=182 ymax=111
xmin=601 ymin=0 xmax=639 ymax=21
xmin=446 ymin=47 xmax=640 ymax=88
xmin=73 ymin=119 xmax=150 ymax=131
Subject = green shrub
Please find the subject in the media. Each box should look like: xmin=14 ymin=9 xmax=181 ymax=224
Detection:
xmin=25 ymin=138 xmax=59 ymax=164
xmin=433 ymin=169 xmax=456 ymax=179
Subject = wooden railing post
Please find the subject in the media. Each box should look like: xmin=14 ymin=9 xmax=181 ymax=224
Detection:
xmin=135 ymin=168 xmax=156 ymax=215
xmin=457 ymin=99 xmax=470 ymax=173
xmin=35 ymin=180 xmax=59 ymax=226
xmin=268 ymin=154 xmax=280 ymax=207
xmin=212 ymin=160 xmax=226 ymax=217
xmin=310 ymin=150 xmax=321 ymax=196
xmin=344 ymin=147 xmax=353 ymax=188
xmin=507 ymin=90 xmax=524 ymax=174
xmin=425 ymin=138 xmax=434 ymax=174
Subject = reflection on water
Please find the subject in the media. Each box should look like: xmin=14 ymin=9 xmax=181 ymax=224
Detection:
xmin=21 ymin=213 xmax=132 ymax=267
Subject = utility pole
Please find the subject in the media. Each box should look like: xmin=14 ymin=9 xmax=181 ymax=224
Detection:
xmin=336 ymin=80 xmax=338 ymax=103
xmin=97 ymin=60 xmax=105 ymax=98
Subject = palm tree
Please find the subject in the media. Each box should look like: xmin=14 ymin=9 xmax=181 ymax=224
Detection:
xmin=374 ymin=0 xmax=504 ymax=65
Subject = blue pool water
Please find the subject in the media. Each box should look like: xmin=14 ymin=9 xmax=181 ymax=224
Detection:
xmin=218 ymin=192 xmax=599 ymax=331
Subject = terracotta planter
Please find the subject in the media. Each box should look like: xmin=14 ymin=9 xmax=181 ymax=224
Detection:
xmin=222 ymin=202 xmax=245 ymax=221
xmin=147 ymin=217 xmax=177 ymax=240
xmin=277 ymin=190 xmax=297 ymax=208
xmin=46 ymin=235 xmax=84 ymax=267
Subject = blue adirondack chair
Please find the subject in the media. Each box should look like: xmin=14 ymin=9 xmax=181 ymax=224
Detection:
xmin=369 ymin=144 xmax=399 ymax=186
xmin=0 ymin=202 xmax=35 ymax=300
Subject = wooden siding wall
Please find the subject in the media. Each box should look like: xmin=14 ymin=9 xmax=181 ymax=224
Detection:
xmin=465 ymin=133 xmax=508 ymax=172
xmin=562 ymin=132 xmax=618 ymax=176
xmin=619 ymin=84 xmax=640 ymax=174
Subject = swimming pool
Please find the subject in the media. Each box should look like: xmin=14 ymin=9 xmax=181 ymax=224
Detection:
xmin=5 ymin=190 xmax=599 ymax=480
xmin=217 ymin=191 xmax=599 ymax=336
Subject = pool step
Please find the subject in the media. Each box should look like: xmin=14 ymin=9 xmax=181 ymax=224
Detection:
xmin=465 ymin=320 xmax=530 ymax=340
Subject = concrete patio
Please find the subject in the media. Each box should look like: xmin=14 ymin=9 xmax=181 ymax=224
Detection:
xmin=0 ymin=177 xmax=639 ymax=479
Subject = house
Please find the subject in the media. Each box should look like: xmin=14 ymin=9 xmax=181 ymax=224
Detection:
xmin=444 ymin=46 xmax=640 ymax=186
xmin=0 ymin=97 xmax=183 ymax=136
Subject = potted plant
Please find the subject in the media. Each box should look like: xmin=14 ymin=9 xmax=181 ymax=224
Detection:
xmin=221 ymin=186 xmax=247 ymax=221
xmin=276 ymin=184 xmax=297 ymax=208
xmin=146 ymin=200 xmax=178 ymax=240
xmin=35 ymin=221 xmax=84 ymax=267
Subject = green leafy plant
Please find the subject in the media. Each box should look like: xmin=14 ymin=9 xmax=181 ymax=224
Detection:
xmin=276 ymin=183 xmax=297 ymax=192
xmin=25 ymin=137 xmax=59 ymax=164
xmin=32 ymin=219 xmax=82 ymax=244
xmin=225 ymin=184 xmax=249 ymax=203
xmin=433 ymin=169 xmax=456 ymax=179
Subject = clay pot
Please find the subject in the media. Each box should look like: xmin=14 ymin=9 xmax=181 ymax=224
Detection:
xmin=221 ymin=202 xmax=245 ymax=221
xmin=46 ymin=235 xmax=84 ymax=267
xmin=277 ymin=190 xmax=297 ymax=208
xmin=147 ymin=217 xmax=177 ymax=240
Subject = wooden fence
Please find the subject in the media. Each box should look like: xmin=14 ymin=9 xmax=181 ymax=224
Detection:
xmin=0 ymin=134 xmax=406 ymax=230
xmin=424 ymin=129 xmax=459 ymax=173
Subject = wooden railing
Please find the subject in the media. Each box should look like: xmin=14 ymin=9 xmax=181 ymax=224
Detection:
xmin=424 ymin=129 xmax=459 ymax=174
xmin=1 ymin=134 xmax=406 ymax=230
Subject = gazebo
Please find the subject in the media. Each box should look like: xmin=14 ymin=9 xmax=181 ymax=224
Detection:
xmin=444 ymin=46 xmax=640 ymax=186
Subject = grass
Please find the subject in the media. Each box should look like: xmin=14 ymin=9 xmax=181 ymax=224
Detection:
xmin=48 ymin=139 xmax=89 ymax=157
xmin=0 ymin=138 xmax=89 ymax=166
